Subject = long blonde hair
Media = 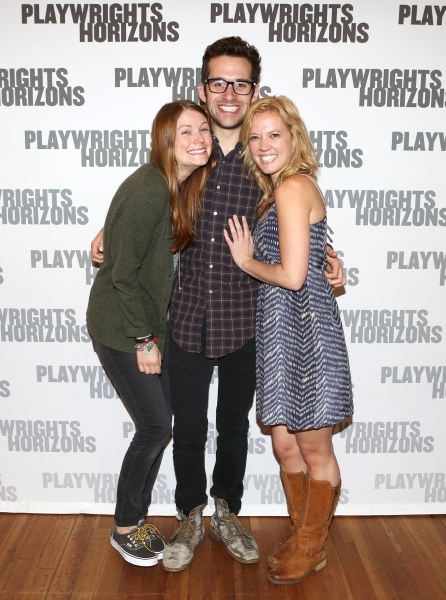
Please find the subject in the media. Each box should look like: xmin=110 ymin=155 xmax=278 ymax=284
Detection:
xmin=150 ymin=100 xmax=215 ymax=252
xmin=240 ymin=96 xmax=319 ymax=219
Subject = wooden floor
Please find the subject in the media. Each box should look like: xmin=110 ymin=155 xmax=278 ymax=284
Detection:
xmin=1 ymin=513 xmax=446 ymax=599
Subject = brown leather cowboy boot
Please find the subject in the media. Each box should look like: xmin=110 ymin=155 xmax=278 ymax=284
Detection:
xmin=268 ymin=475 xmax=341 ymax=585
xmin=266 ymin=470 xmax=305 ymax=568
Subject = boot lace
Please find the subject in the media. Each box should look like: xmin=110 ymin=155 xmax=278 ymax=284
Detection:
xmin=222 ymin=513 xmax=251 ymax=538
xmin=170 ymin=518 xmax=196 ymax=547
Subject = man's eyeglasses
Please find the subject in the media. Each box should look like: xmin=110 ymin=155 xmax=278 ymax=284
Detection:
xmin=204 ymin=78 xmax=256 ymax=95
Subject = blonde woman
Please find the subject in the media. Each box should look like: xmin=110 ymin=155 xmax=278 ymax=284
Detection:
xmin=224 ymin=96 xmax=353 ymax=585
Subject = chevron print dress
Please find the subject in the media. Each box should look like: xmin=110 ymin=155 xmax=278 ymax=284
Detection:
xmin=254 ymin=204 xmax=353 ymax=431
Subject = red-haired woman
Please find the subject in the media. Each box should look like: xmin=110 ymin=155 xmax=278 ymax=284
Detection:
xmin=87 ymin=100 xmax=214 ymax=567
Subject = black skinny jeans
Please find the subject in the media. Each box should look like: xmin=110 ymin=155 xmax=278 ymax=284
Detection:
xmin=93 ymin=336 xmax=172 ymax=527
xmin=169 ymin=326 xmax=256 ymax=515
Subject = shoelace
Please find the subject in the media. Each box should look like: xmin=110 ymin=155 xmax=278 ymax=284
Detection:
xmin=138 ymin=524 xmax=164 ymax=552
xmin=128 ymin=528 xmax=157 ymax=554
xmin=221 ymin=513 xmax=250 ymax=538
xmin=170 ymin=518 xmax=196 ymax=546
xmin=139 ymin=523 xmax=164 ymax=541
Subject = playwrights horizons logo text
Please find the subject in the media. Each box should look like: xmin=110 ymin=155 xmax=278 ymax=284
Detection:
xmin=398 ymin=5 xmax=446 ymax=25
xmin=210 ymin=3 xmax=369 ymax=43
xmin=376 ymin=472 xmax=445 ymax=503
xmin=21 ymin=3 xmax=179 ymax=43
xmin=31 ymin=250 xmax=98 ymax=285
xmin=325 ymin=189 xmax=446 ymax=227
xmin=310 ymin=131 xmax=363 ymax=168
xmin=0 ymin=189 xmax=88 ymax=226
xmin=340 ymin=421 xmax=434 ymax=454
xmin=340 ymin=309 xmax=442 ymax=344
xmin=0 ymin=309 xmax=90 ymax=343
xmin=0 ymin=473 xmax=17 ymax=502
xmin=0 ymin=420 xmax=96 ymax=453
xmin=0 ymin=68 xmax=84 ymax=107
xmin=37 ymin=365 xmax=119 ymax=398
xmin=387 ymin=251 xmax=446 ymax=285
xmin=25 ymin=130 xmax=150 ymax=167
xmin=115 ymin=66 xmax=273 ymax=103
xmin=382 ymin=365 xmax=446 ymax=398
xmin=303 ymin=69 xmax=446 ymax=108
xmin=0 ymin=379 xmax=10 ymax=398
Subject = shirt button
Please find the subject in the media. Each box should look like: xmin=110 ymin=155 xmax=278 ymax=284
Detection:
xmin=217 ymin=185 xmax=220 ymax=189
xmin=211 ymin=238 xmax=215 ymax=242
xmin=213 ymin=211 xmax=217 ymax=215
xmin=210 ymin=265 xmax=213 ymax=268
xmin=209 ymin=290 xmax=213 ymax=294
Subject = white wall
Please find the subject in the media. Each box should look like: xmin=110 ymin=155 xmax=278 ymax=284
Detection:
xmin=1 ymin=0 xmax=445 ymax=515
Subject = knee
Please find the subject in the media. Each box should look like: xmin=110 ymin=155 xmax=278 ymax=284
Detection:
xmin=160 ymin=421 xmax=173 ymax=444
xmin=299 ymin=445 xmax=334 ymax=469
xmin=273 ymin=437 xmax=297 ymax=464
xmin=216 ymin=412 xmax=250 ymax=437
xmin=133 ymin=419 xmax=171 ymax=448
xmin=173 ymin=427 xmax=207 ymax=452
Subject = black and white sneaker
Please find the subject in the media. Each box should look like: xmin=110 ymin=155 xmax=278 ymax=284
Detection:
xmin=110 ymin=526 xmax=158 ymax=567
xmin=138 ymin=523 xmax=165 ymax=558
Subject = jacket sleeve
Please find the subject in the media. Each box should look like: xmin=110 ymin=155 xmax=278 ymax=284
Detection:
xmin=108 ymin=181 xmax=169 ymax=338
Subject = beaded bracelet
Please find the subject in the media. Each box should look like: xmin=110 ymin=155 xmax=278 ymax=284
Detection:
xmin=135 ymin=341 xmax=150 ymax=352
xmin=143 ymin=340 xmax=158 ymax=355
xmin=135 ymin=337 xmax=159 ymax=353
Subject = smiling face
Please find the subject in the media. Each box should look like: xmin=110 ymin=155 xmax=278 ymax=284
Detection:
xmin=174 ymin=108 xmax=213 ymax=183
xmin=248 ymin=111 xmax=294 ymax=185
xmin=198 ymin=55 xmax=260 ymax=133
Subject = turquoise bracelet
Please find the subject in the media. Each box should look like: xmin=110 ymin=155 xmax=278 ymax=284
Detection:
xmin=143 ymin=341 xmax=158 ymax=355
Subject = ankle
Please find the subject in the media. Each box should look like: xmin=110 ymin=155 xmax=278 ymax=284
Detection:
xmin=115 ymin=524 xmax=138 ymax=535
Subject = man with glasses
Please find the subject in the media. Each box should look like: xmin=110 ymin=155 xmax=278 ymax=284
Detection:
xmin=163 ymin=37 xmax=344 ymax=572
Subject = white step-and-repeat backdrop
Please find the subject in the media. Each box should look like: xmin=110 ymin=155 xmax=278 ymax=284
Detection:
xmin=1 ymin=0 xmax=445 ymax=516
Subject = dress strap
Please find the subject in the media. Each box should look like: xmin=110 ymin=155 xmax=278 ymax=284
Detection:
xmin=298 ymin=173 xmax=326 ymax=210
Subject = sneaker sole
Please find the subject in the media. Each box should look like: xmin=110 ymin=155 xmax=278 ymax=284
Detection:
xmin=208 ymin=525 xmax=260 ymax=564
xmin=110 ymin=536 xmax=158 ymax=567
xmin=162 ymin=537 xmax=205 ymax=572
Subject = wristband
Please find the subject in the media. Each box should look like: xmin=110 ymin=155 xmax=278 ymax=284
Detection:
xmin=135 ymin=333 xmax=155 ymax=345
xmin=135 ymin=337 xmax=159 ymax=352
xmin=143 ymin=340 xmax=158 ymax=355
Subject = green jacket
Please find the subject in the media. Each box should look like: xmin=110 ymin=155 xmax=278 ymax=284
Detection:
xmin=87 ymin=163 xmax=174 ymax=354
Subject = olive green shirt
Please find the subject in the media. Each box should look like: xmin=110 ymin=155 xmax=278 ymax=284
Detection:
xmin=87 ymin=163 xmax=174 ymax=354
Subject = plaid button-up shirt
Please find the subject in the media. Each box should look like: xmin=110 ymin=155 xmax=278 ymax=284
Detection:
xmin=170 ymin=139 xmax=263 ymax=358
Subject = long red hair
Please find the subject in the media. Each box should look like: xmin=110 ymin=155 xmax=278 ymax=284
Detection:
xmin=150 ymin=100 xmax=215 ymax=251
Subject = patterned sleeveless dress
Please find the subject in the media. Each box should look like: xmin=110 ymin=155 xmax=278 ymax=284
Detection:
xmin=254 ymin=179 xmax=353 ymax=431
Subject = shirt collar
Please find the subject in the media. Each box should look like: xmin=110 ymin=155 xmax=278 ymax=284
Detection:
xmin=212 ymin=135 xmax=243 ymax=158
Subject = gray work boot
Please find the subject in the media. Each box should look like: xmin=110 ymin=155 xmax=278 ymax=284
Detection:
xmin=162 ymin=504 xmax=206 ymax=572
xmin=208 ymin=497 xmax=260 ymax=564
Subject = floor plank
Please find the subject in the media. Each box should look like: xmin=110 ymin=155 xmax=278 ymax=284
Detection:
xmin=0 ymin=514 xmax=40 ymax=593
xmin=25 ymin=516 xmax=76 ymax=596
xmin=47 ymin=514 xmax=95 ymax=597
xmin=365 ymin=517 xmax=424 ymax=600
xmin=0 ymin=513 xmax=445 ymax=599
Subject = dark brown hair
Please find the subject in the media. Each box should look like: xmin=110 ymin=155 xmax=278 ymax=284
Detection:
xmin=201 ymin=36 xmax=262 ymax=85
xmin=150 ymin=100 xmax=215 ymax=251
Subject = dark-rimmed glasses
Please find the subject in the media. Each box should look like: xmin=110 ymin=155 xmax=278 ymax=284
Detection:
xmin=204 ymin=78 xmax=256 ymax=95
